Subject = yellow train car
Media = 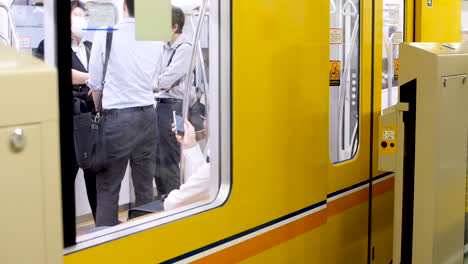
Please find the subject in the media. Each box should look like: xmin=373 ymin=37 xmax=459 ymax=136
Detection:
xmin=0 ymin=0 xmax=462 ymax=263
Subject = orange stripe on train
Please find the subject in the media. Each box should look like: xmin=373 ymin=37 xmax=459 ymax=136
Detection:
xmin=191 ymin=177 xmax=394 ymax=263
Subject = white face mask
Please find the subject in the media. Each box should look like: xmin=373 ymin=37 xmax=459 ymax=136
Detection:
xmin=71 ymin=16 xmax=88 ymax=40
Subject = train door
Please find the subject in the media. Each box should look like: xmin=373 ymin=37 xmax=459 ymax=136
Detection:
xmin=368 ymin=1 xmax=406 ymax=264
xmin=328 ymin=0 xmax=375 ymax=262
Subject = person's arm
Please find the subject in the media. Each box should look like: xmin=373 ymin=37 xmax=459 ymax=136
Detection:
xmin=164 ymin=120 xmax=210 ymax=210
xmin=164 ymin=145 xmax=210 ymax=210
xmin=157 ymin=44 xmax=192 ymax=90
xmin=153 ymin=47 xmax=164 ymax=93
xmin=86 ymin=31 xmax=105 ymax=109
xmin=71 ymin=69 xmax=89 ymax=85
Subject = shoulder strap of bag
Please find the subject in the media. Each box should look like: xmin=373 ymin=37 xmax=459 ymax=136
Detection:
xmin=99 ymin=29 xmax=113 ymax=111
xmin=167 ymin=42 xmax=192 ymax=67
xmin=163 ymin=42 xmax=193 ymax=94
xmin=84 ymin=41 xmax=92 ymax=69
xmin=102 ymin=30 xmax=113 ymax=89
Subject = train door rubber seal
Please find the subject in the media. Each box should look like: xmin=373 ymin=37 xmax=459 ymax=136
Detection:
xmin=399 ymin=78 xmax=417 ymax=263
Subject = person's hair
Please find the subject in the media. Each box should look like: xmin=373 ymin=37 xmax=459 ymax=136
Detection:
xmin=125 ymin=0 xmax=135 ymax=17
xmin=172 ymin=6 xmax=185 ymax=34
xmin=70 ymin=0 xmax=85 ymax=13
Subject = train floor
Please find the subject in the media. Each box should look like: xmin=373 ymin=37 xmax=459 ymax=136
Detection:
xmin=76 ymin=211 xmax=128 ymax=236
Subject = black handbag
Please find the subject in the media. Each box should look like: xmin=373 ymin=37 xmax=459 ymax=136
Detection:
xmin=189 ymin=98 xmax=207 ymax=140
xmin=73 ymin=30 xmax=113 ymax=171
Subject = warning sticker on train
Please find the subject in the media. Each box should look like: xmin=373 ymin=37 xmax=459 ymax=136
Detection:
xmin=380 ymin=125 xmax=398 ymax=155
xmin=394 ymin=59 xmax=399 ymax=80
xmin=330 ymin=61 xmax=341 ymax=86
xmin=330 ymin=28 xmax=343 ymax=44
xmin=393 ymin=32 xmax=403 ymax=45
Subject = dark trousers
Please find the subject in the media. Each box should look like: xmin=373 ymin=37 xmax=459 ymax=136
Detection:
xmin=72 ymin=131 xmax=97 ymax=221
xmin=73 ymin=164 xmax=97 ymax=220
xmin=155 ymin=101 xmax=182 ymax=196
xmin=95 ymin=106 xmax=156 ymax=227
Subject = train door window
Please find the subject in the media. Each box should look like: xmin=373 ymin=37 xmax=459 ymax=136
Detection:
xmin=463 ymin=0 xmax=468 ymax=43
xmin=381 ymin=0 xmax=405 ymax=111
xmin=66 ymin=0 xmax=230 ymax=249
xmin=5 ymin=0 xmax=44 ymax=56
xmin=465 ymin=143 xmax=468 ymax=260
xmin=329 ymin=0 xmax=361 ymax=163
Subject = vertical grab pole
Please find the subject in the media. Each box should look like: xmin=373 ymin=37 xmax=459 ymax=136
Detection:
xmin=180 ymin=0 xmax=209 ymax=185
xmin=388 ymin=34 xmax=394 ymax=108
xmin=190 ymin=13 xmax=211 ymax=154
xmin=0 ymin=2 xmax=19 ymax=50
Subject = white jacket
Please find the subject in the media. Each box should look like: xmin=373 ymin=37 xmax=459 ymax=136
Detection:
xmin=164 ymin=145 xmax=211 ymax=210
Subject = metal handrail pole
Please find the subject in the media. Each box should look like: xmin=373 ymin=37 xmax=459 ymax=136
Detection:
xmin=0 ymin=3 xmax=19 ymax=49
xmin=179 ymin=0 xmax=209 ymax=185
xmin=190 ymin=13 xmax=211 ymax=160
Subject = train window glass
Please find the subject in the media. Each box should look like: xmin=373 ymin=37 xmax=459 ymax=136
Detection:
xmin=67 ymin=0 xmax=230 ymax=248
xmin=329 ymin=0 xmax=361 ymax=163
xmin=6 ymin=0 xmax=44 ymax=56
xmin=381 ymin=0 xmax=405 ymax=111
xmin=465 ymin=143 xmax=468 ymax=258
xmin=462 ymin=0 xmax=468 ymax=43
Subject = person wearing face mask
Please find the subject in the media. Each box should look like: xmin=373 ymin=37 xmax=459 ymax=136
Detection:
xmin=35 ymin=1 xmax=97 ymax=222
xmin=70 ymin=1 xmax=93 ymax=109
xmin=69 ymin=0 xmax=98 ymax=222
xmin=70 ymin=1 xmax=99 ymax=219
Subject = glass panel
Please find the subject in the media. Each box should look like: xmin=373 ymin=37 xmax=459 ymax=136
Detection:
xmin=381 ymin=0 xmax=405 ymax=111
xmin=329 ymin=0 xmax=361 ymax=163
xmin=69 ymin=0 xmax=222 ymax=242
xmin=462 ymin=2 xmax=468 ymax=258
xmin=465 ymin=141 xmax=468 ymax=262
xmin=463 ymin=0 xmax=468 ymax=43
xmin=8 ymin=0 xmax=45 ymax=55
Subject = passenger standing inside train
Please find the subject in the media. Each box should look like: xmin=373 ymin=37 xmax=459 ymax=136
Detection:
xmin=154 ymin=6 xmax=194 ymax=196
xmin=69 ymin=0 xmax=98 ymax=221
xmin=87 ymin=0 xmax=163 ymax=227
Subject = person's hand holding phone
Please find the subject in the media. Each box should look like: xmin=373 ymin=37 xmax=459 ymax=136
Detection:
xmin=172 ymin=120 xmax=197 ymax=149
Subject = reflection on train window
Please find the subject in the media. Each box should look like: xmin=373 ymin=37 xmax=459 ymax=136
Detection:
xmin=462 ymin=0 xmax=468 ymax=43
xmin=70 ymin=0 xmax=220 ymax=241
xmin=3 ymin=0 xmax=44 ymax=53
xmin=381 ymin=0 xmax=404 ymax=111
xmin=329 ymin=0 xmax=361 ymax=163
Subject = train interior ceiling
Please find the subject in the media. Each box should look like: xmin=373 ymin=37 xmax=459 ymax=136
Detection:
xmin=1 ymin=0 xmax=468 ymax=263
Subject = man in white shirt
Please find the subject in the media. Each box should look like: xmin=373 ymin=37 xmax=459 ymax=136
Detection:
xmin=154 ymin=6 xmax=194 ymax=197
xmin=87 ymin=0 xmax=163 ymax=227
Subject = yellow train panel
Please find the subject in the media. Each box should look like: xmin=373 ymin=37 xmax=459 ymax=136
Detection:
xmin=371 ymin=188 xmax=394 ymax=264
xmin=65 ymin=0 xmax=330 ymax=263
xmin=415 ymin=0 xmax=462 ymax=42
xmin=241 ymin=226 xmax=328 ymax=264
xmin=327 ymin=202 xmax=370 ymax=264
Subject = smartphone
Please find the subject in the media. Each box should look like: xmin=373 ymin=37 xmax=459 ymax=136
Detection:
xmin=173 ymin=111 xmax=184 ymax=135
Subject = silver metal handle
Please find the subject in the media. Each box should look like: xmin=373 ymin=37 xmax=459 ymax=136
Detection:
xmin=0 ymin=2 xmax=19 ymax=50
xmin=10 ymin=128 xmax=26 ymax=152
xmin=330 ymin=0 xmax=337 ymax=14
xmin=180 ymin=0 xmax=210 ymax=185
xmin=341 ymin=0 xmax=358 ymax=16
xmin=0 ymin=32 xmax=9 ymax=44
